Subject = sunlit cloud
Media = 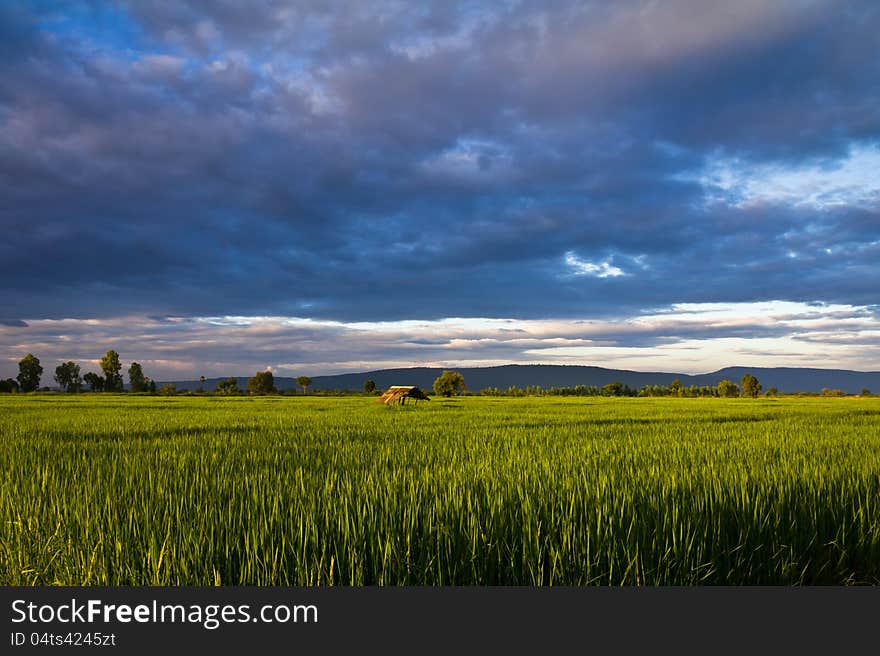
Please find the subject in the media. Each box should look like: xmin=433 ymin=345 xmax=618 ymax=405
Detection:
xmin=564 ymin=252 xmax=625 ymax=278
xmin=692 ymin=144 xmax=880 ymax=210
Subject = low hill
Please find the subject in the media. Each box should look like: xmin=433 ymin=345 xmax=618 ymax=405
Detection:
xmin=162 ymin=364 xmax=880 ymax=394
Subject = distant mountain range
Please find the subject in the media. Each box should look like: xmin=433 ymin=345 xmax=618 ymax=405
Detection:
xmin=162 ymin=364 xmax=880 ymax=394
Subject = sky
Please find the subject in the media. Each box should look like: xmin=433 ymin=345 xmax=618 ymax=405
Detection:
xmin=1 ymin=0 xmax=879 ymax=380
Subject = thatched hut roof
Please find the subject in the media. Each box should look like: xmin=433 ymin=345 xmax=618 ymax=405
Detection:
xmin=377 ymin=385 xmax=431 ymax=405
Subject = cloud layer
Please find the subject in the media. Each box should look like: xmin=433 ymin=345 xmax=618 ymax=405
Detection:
xmin=2 ymin=302 xmax=878 ymax=380
xmin=1 ymin=1 xmax=878 ymax=376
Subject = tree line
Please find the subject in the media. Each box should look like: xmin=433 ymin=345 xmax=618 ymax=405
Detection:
xmin=477 ymin=375 xmax=766 ymax=397
xmin=1 ymin=351 xmax=157 ymax=394
xmin=0 ymin=352 xmax=318 ymax=396
xmin=2 ymin=360 xmax=468 ymax=398
xmin=2 ymin=357 xmax=869 ymax=398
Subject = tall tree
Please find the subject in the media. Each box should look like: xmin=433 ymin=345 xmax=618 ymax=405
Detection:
xmin=363 ymin=379 xmax=377 ymax=394
xmin=296 ymin=376 xmax=312 ymax=394
xmin=100 ymin=350 xmax=123 ymax=392
xmin=17 ymin=353 xmax=43 ymax=392
xmin=740 ymin=373 xmax=762 ymax=398
xmin=433 ymin=370 xmax=466 ymax=397
xmin=248 ymin=371 xmax=275 ymax=395
xmin=199 ymin=375 xmax=206 ymax=392
xmin=128 ymin=362 xmax=148 ymax=393
xmin=54 ymin=361 xmax=82 ymax=393
xmin=83 ymin=372 xmax=105 ymax=392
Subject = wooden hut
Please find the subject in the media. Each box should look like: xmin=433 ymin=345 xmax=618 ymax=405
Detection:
xmin=377 ymin=385 xmax=431 ymax=406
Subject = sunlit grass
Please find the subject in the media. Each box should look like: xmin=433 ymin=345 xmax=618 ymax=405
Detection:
xmin=1 ymin=395 xmax=879 ymax=585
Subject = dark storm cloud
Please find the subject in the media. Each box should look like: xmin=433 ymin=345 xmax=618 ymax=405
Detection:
xmin=1 ymin=0 xmax=879 ymax=328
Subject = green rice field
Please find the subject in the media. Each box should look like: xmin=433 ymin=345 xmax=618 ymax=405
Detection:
xmin=2 ymin=395 xmax=879 ymax=585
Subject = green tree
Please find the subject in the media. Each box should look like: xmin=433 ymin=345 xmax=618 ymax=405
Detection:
xmin=128 ymin=362 xmax=148 ymax=393
xmin=215 ymin=377 xmax=239 ymax=395
xmin=100 ymin=350 xmax=123 ymax=392
xmin=669 ymin=378 xmax=682 ymax=396
xmin=148 ymin=379 xmax=157 ymax=394
xmin=0 ymin=378 xmax=19 ymax=393
xmin=54 ymin=361 xmax=82 ymax=393
xmin=296 ymin=376 xmax=312 ymax=394
xmin=248 ymin=371 xmax=276 ymax=395
xmin=765 ymin=387 xmax=779 ymax=397
xmin=159 ymin=383 xmax=177 ymax=396
xmin=199 ymin=375 xmax=206 ymax=392
xmin=601 ymin=381 xmax=624 ymax=396
xmin=433 ymin=370 xmax=466 ymax=397
xmin=364 ymin=379 xmax=377 ymax=394
xmin=740 ymin=373 xmax=762 ymax=398
xmin=17 ymin=353 xmax=43 ymax=392
xmin=861 ymin=388 xmax=871 ymax=397
xmin=717 ymin=379 xmax=740 ymax=398
xmin=83 ymin=372 xmax=105 ymax=392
